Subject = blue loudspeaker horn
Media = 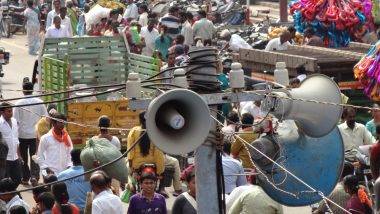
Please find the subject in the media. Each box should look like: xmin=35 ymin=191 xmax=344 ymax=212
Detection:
xmin=250 ymin=121 xmax=344 ymax=206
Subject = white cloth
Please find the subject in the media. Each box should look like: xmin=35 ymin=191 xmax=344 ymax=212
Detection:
xmin=110 ymin=136 xmax=121 ymax=150
xmin=226 ymin=185 xmax=253 ymax=213
xmin=45 ymin=10 xmax=59 ymax=30
xmin=192 ymin=18 xmax=216 ymax=41
xmin=222 ymin=124 xmax=237 ymax=142
xmin=92 ymin=190 xmax=124 ymax=214
xmin=45 ymin=25 xmax=71 ymax=38
xmin=264 ymin=38 xmax=290 ymax=51
xmin=13 ymin=97 xmax=47 ymax=139
xmin=338 ymin=122 xmax=376 ymax=160
xmin=36 ymin=130 xmax=73 ymax=174
xmin=222 ymin=155 xmax=247 ymax=194
xmin=182 ymin=192 xmax=197 ymax=210
xmin=138 ymin=12 xmax=148 ymax=27
xmin=229 ymin=34 xmax=252 ymax=52
xmin=0 ymin=116 xmax=19 ymax=161
xmin=229 ymin=185 xmax=283 ymax=214
xmin=60 ymin=16 xmax=73 ymax=37
xmin=241 ymin=102 xmax=266 ymax=119
xmin=140 ymin=26 xmax=159 ymax=57
xmin=5 ymin=195 xmax=29 ymax=214
xmin=297 ymin=74 xmax=307 ymax=82
xmin=123 ymin=3 xmax=138 ymax=20
xmin=181 ymin=20 xmax=194 ymax=46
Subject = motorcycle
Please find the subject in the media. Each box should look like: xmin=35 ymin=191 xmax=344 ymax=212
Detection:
xmin=1 ymin=1 xmax=25 ymax=37
xmin=0 ymin=48 xmax=10 ymax=98
xmin=345 ymin=146 xmax=375 ymax=198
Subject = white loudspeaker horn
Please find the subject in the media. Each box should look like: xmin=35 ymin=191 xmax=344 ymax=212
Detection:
xmin=262 ymin=74 xmax=343 ymax=138
xmin=146 ymin=89 xmax=211 ymax=155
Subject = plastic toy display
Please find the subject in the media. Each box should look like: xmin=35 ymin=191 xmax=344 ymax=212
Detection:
xmin=354 ymin=41 xmax=380 ymax=100
xmin=289 ymin=0 xmax=374 ymax=47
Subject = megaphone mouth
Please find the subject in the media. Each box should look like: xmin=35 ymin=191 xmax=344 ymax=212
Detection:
xmin=155 ymin=101 xmax=189 ymax=134
xmin=146 ymin=89 xmax=211 ymax=154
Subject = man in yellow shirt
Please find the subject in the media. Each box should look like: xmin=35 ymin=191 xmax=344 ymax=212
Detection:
xmin=231 ymin=113 xmax=258 ymax=169
xmin=35 ymin=104 xmax=57 ymax=141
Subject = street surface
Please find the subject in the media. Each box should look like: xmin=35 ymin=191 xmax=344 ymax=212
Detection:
xmin=0 ymin=34 xmax=312 ymax=213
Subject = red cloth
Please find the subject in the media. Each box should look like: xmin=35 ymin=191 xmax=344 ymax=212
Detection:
xmin=371 ymin=142 xmax=380 ymax=179
xmin=52 ymin=204 xmax=80 ymax=214
xmin=346 ymin=195 xmax=368 ymax=214
xmin=51 ymin=128 xmax=72 ymax=148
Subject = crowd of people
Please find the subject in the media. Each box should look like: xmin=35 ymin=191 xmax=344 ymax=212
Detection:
xmin=1 ymin=74 xmax=380 ymax=214
xmin=2 ymin=0 xmax=379 ymax=213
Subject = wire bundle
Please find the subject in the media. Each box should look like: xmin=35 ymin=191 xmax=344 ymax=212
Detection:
xmin=289 ymin=0 xmax=374 ymax=47
xmin=353 ymin=41 xmax=380 ymax=101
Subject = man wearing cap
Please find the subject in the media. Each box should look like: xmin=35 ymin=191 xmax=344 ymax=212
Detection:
xmin=13 ymin=81 xmax=47 ymax=186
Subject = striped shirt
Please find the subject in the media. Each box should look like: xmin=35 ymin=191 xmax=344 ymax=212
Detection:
xmin=160 ymin=14 xmax=180 ymax=39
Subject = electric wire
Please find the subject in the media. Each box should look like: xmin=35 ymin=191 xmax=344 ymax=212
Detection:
xmin=210 ymin=115 xmax=352 ymax=214
xmin=0 ymin=75 xmax=173 ymax=102
xmin=142 ymin=83 xmax=185 ymax=89
xmin=18 ymin=105 xmax=142 ymax=132
xmin=0 ymin=131 xmax=145 ymax=195
xmin=0 ymin=83 xmax=126 ymax=102
xmin=3 ymin=87 xmax=125 ymax=108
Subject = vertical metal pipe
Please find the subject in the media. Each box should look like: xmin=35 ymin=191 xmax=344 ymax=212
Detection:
xmin=195 ymin=109 xmax=220 ymax=214
xmin=279 ymin=0 xmax=288 ymax=23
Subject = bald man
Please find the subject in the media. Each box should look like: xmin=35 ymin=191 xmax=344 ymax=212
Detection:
xmin=265 ymin=31 xmax=291 ymax=51
xmin=90 ymin=171 xmax=123 ymax=214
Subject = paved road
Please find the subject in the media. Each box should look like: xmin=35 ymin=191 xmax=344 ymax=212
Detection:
xmin=0 ymin=34 xmax=312 ymax=213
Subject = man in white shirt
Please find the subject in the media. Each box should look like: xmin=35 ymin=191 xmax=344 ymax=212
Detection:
xmin=13 ymin=81 xmax=47 ymax=186
xmin=222 ymin=142 xmax=247 ymax=194
xmin=0 ymin=178 xmax=30 ymax=214
xmin=138 ymin=4 xmax=149 ymax=27
xmin=338 ymin=106 xmax=376 ymax=162
xmin=35 ymin=113 xmax=73 ymax=175
xmin=45 ymin=16 xmax=70 ymax=38
xmin=45 ymin=0 xmax=61 ymax=31
xmin=229 ymin=184 xmax=283 ymax=214
xmin=265 ymin=31 xmax=292 ymax=51
xmin=90 ymin=171 xmax=123 ymax=214
xmin=0 ymin=103 xmax=22 ymax=188
xmin=123 ymin=0 xmax=138 ymax=20
xmin=59 ymin=7 xmax=73 ymax=37
xmin=140 ymin=18 xmax=159 ymax=57
xmin=241 ymin=101 xmax=266 ymax=119
xmin=181 ymin=12 xmax=194 ymax=46
xmin=221 ymin=111 xmax=239 ymax=143
xmin=192 ymin=10 xmax=216 ymax=45
xmin=220 ymin=29 xmax=252 ymax=52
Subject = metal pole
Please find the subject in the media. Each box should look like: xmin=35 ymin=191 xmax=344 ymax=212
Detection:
xmin=279 ymin=0 xmax=288 ymax=23
xmin=195 ymin=108 xmax=220 ymax=214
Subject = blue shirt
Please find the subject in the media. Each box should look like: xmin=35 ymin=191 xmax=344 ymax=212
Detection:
xmin=57 ymin=166 xmax=91 ymax=210
xmin=128 ymin=193 xmax=167 ymax=214
xmin=155 ymin=36 xmax=172 ymax=61
xmin=222 ymin=155 xmax=247 ymax=194
xmin=366 ymin=119 xmax=377 ymax=137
